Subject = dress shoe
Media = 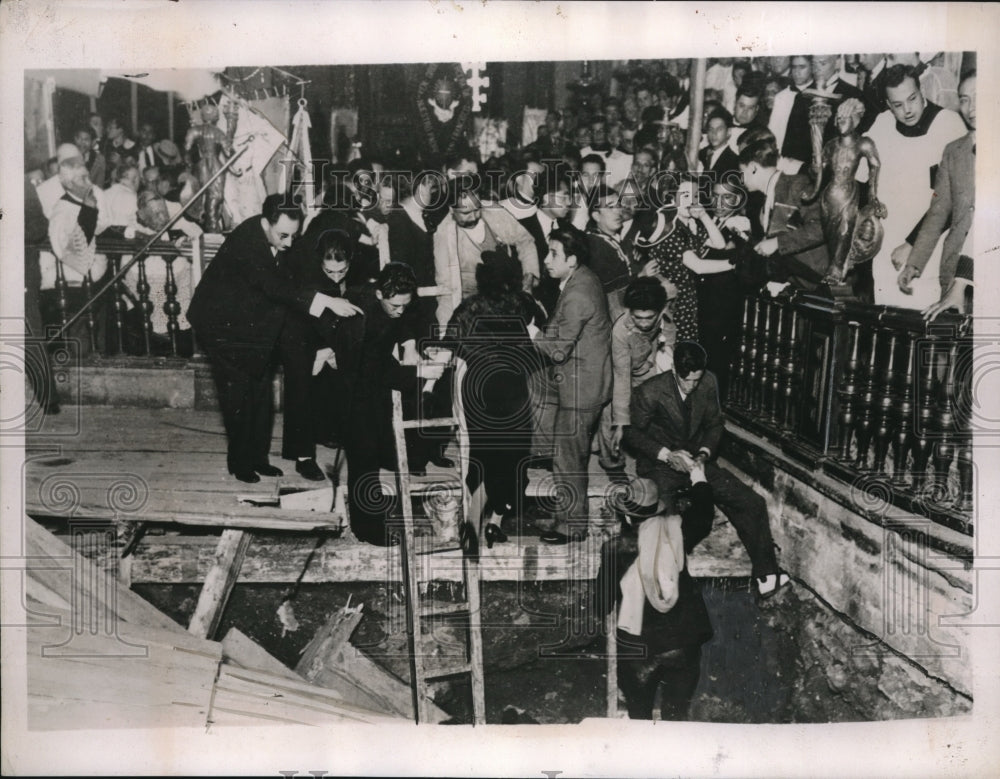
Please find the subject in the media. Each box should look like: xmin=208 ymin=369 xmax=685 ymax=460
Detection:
xmin=295 ymin=458 xmax=325 ymax=481
xmin=231 ymin=469 xmax=261 ymax=484
xmin=429 ymin=453 xmax=455 ymax=469
xmin=254 ymin=463 xmax=283 ymax=477
xmin=756 ymin=572 xmax=791 ymax=600
xmin=484 ymin=523 xmax=508 ymax=549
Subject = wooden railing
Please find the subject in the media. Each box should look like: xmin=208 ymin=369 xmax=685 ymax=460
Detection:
xmin=36 ymin=234 xmax=221 ymax=358
xmin=726 ymin=290 xmax=973 ymax=536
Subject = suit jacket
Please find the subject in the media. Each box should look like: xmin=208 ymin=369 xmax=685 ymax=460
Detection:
xmin=533 ymin=265 xmax=612 ymax=410
xmin=782 ymin=79 xmax=870 ymax=164
xmin=623 ymin=370 xmax=725 ymax=464
xmin=908 ymin=133 xmax=975 ymax=291
xmin=765 ymin=172 xmax=830 ymax=290
xmin=699 ymin=144 xmax=741 ymax=181
xmin=187 ymin=215 xmax=317 ymax=376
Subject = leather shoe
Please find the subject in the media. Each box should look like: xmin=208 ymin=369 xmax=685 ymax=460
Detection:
xmin=295 ymin=458 xmax=326 ymax=481
xmin=254 ymin=463 xmax=283 ymax=477
xmin=429 ymin=454 xmax=455 ymax=468
xmin=232 ymin=469 xmax=261 ymax=484
xmin=484 ymin=523 xmax=508 ymax=549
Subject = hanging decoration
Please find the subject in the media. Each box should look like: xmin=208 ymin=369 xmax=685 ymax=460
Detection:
xmin=461 ymin=62 xmax=490 ymax=113
xmin=281 ymin=94 xmax=316 ymax=217
xmin=415 ymin=63 xmax=472 ymax=161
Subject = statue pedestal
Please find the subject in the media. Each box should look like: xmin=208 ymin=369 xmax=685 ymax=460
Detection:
xmin=827 ymin=283 xmax=857 ymax=301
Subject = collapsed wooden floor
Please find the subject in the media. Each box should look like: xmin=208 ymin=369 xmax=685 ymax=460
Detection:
xmin=23 ymin=407 xmax=750 ymax=583
xmin=21 ymin=516 xmax=449 ymax=729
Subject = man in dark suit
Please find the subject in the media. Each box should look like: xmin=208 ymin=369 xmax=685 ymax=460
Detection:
xmin=508 ymin=166 xmax=571 ymax=318
xmin=532 ymin=227 xmax=613 ymax=544
xmin=739 ymin=139 xmax=830 ymax=292
xmin=623 ymin=342 xmax=788 ymax=598
xmin=698 ymin=108 xmax=742 ymax=183
xmin=188 ymin=194 xmax=361 ymax=483
xmin=781 ymin=53 xmax=873 ymax=165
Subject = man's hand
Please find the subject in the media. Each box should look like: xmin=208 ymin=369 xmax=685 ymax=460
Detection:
xmin=312 ymin=348 xmax=335 ymax=376
xmin=665 ymin=451 xmax=695 ymax=473
xmin=639 ymin=259 xmax=660 ymax=278
xmin=754 ymin=237 xmax=779 ymax=256
xmin=923 ymin=279 xmax=971 ymax=321
xmin=611 ymin=425 xmax=624 ymax=455
xmin=81 ymin=185 xmax=98 ymax=209
xmin=897 ymin=264 xmax=921 ymax=295
xmin=890 ymin=242 xmax=911 ymax=271
xmin=315 ymin=293 xmax=362 ymax=318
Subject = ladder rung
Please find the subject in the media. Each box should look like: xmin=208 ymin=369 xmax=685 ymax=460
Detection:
xmin=423 ymin=660 xmax=472 ymax=680
xmin=414 ymin=542 xmax=464 ymax=556
xmin=419 ymin=602 xmax=470 ymax=618
xmin=398 ymin=416 xmax=459 ymax=429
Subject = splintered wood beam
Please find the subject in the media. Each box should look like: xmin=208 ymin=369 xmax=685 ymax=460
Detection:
xmin=188 ymin=530 xmax=252 ymax=639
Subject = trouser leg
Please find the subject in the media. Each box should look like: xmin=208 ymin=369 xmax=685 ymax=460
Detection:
xmin=706 ymin=463 xmax=779 ymax=578
xmin=552 ymin=404 xmax=602 ymax=536
xmin=596 ymin=401 xmax=626 ymax=472
xmin=248 ymin=369 xmax=275 ymax=468
xmin=656 ymin=646 xmax=702 ymax=721
xmin=279 ymin=348 xmax=316 ymax=460
xmin=528 ymin=368 xmax=557 ymax=459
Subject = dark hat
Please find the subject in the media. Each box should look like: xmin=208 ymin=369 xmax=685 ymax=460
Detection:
xmin=609 ymin=476 xmax=668 ymax=519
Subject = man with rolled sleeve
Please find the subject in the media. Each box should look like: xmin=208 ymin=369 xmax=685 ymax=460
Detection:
xmin=623 ymin=341 xmax=788 ymax=598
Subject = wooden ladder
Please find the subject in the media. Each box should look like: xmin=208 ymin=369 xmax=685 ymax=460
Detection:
xmin=389 ymin=371 xmax=486 ymax=725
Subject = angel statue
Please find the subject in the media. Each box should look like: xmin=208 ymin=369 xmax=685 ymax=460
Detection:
xmin=803 ymin=96 xmax=887 ymax=288
xmin=184 ymin=102 xmax=234 ymax=233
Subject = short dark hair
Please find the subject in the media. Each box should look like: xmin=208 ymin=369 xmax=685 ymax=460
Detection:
xmin=377 ymin=262 xmax=417 ymax=298
xmin=623 ymin=276 xmax=667 ymax=313
xmin=548 ymin=226 xmax=587 ymax=266
xmin=736 ymin=125 xmax=776 ymax=154
xmin=959 ymin=68 xmax=976 ymax=87
xmin=674 ymin=341 xmax=708 ymax=378
xmin=74 ymin=126 xmax=94 ymax=140
xmin=738 ymin=137 xmax=779 ymax=168
xmin=640 ymin=105 xmax=666 ymax=125
xmin=706 ymin=107 xmax=733 ymax=128
xmin=884 ymin=64 xmax=922 ymax=93
xmin=316 ymin=229 xmax=353 ymax=263
xmin=580 ymin=153 xmax=607 ymax=172
xmin=262 ymin=193 xmax=304 ymax=224
xmin=735 ymin=82 xmax=763 ymax=102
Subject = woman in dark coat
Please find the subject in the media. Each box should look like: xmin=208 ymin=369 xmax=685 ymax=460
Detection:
xmin=443 ymin=251 xmax=544 ymax=547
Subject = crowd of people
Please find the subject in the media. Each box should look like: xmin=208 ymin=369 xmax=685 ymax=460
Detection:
xmin=24 ymin=53 xmax=977 ymax=720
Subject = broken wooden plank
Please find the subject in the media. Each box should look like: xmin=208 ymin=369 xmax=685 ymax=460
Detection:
xmin=210 ymin=666 xmax=401 ymax=726
xmin=26 ymin=604 xmax=220 ymax=731
xmin=24 ymin=515 xmax=185 ymax=633
xmin=188 ymin=529 xmax=252 ymax=639
xmin=295 ymin=606 xmax=449 ymax=723
xmin=220 ymin=628 xmax=300 ymax=681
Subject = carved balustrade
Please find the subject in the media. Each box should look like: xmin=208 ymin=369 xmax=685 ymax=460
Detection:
xmin=726 ymin=290 xmax=973 ymax=535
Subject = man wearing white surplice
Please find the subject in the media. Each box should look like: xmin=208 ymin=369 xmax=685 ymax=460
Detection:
xmin=861 ymin=64 xmax=966 ymax=308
